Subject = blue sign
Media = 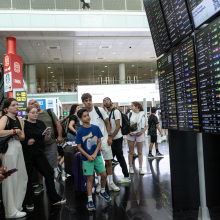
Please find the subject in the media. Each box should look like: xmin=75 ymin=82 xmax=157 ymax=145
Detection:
xmin=36 ymin=99 xmax=46 ymax=110
xmin=22 ymin=111 xmax=26 ymax=116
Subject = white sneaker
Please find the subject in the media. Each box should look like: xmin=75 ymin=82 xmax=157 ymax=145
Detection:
xmin=109 ymin=182 xmax=120 ymax=192
xmin=139 ymin=169 xmax=145 ymax=175
xmin=6 ymin=211 xmax=27 ymax=219
xmin=96 ymin=183 xmax=101 ymax=193
xmin=129 ymin=167 xmax=134 ymax=174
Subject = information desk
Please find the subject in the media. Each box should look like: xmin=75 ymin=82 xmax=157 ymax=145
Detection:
xmin=173 ymin=38 xmax=200 ymax=132
xmin=196 ymin=17 xmax=220 ymax=133
xmin=158 ymin=53 xmax=178 ymax=129
xmin=143 ymin=0 xmax=171 ymax=57
xmin=160 ymin=0 xmax=193 ymax=46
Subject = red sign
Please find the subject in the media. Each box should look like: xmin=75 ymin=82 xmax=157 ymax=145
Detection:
xmin=3 ymin=54 xmax=23 ymax=91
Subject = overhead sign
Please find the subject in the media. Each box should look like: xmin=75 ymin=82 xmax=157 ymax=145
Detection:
xmin=78 ymin=84 xmax=160 ymax=104
xmin=15 ymin=90 xmax=27 ymax=116
xmin=3 ymin=54 xmax=23 ymax=92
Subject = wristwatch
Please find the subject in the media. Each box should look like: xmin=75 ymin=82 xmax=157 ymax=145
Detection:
xmin=108 ymin=134 xmax=112 ymax=137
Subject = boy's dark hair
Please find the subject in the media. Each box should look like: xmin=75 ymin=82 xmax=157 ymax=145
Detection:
xmin=151 ymin=107 xmax=157 ymax=113
xmin=77 ymin=109 xmax=88 ymax=118
xmin=81 ymin=93 xmax=92 ymax=102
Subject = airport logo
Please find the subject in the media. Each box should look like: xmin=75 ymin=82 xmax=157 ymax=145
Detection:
xmin=5 ymin=55 xmax=9 ymax=66
xmin=14 ymin=62 xmax=20 ymax=73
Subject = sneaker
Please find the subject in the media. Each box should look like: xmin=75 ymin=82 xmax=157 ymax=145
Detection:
xmin=156 ymin=152 xmax=164 ymax=158
xmin=148 ymin=153 xmax=155 ymax=159
xmin=129 ymin=167 xmax=134 ymax=174
xmin=139 ymin=169 xmax=145 ymax=175
xmin=26 ymin=204 xmax=34 ymax=211
xmin=34 ymin=184 xmax=44 ymax=195
xmin=6 ymin=211 xmax=26 ymax=218
xmin=112 ymin=159 xmax=119 ymax=166
xmin=96 ymin=184 xmax=101 ymax=193
xmin=53 ymin=198 xmax=66 ymax=206
xmin=118 ymin=177 xmax=131 ymax=183
xmin=109 ymin=182 xmax=120 ymax=192
xmin=57 ymin=164 xmax=62 ymax=173
xmin=99 ymin=191 xmax=111 ymax=202
xmin=86 ymin=201 xmax=96 ymax=211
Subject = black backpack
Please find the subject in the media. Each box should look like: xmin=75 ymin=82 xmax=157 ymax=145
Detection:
xmin=60 ymin=117 xmax=70 ymax=138
xmin=109 ymin=108 xmax=130 ymax=135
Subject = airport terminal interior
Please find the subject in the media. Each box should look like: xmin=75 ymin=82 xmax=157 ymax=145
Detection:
xmin=1 ymin=0 xmax=220 ymax=219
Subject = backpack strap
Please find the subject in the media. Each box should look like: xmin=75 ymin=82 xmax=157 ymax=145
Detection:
xmin=94 ymin=106 xmax=104 ymax=122
xmin=129 ymin=112 xmax=132 ymax=122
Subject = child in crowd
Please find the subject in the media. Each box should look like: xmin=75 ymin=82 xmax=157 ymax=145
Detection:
xmin=75 ymin=109 xmax=111 ymax=211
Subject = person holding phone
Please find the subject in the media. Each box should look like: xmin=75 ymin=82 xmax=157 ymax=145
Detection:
xmin=0 ymin=166 xmax=8 ymax=183
xmin=0 ymin=98 xmax=28 ymax=219
xmin=21 ymin=105 xmax=65 ymax=212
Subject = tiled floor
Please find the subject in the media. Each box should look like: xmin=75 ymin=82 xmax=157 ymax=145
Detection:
xmin=1 ymin=137 xmax=220 ymax=219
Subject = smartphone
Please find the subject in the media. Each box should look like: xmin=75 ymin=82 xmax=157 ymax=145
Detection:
xmin=2 ymin=169 xmax=18 ymax=177
xmin=42 ymin=127 xmax=51 ymax=135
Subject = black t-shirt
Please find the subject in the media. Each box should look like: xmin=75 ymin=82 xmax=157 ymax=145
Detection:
xmin=148 ymin=114 xmax=158 ymax=136
xmin=68 ymin=115 xmax=80 ymax=136
xmin=21 ymin=120 xmax=46 ymax=159
xmin=4 ymin=115 xmax=22 ymax=130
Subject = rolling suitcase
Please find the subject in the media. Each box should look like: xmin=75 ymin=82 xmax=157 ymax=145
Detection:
xmin=74 ymin=152 xmax=95 ymax=192
xmin=64 ymin=142 xmax=78 ymax=175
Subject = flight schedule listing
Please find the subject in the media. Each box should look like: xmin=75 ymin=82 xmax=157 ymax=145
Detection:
xmin=158 ymin=53 xmax=178 ymax=129
xmin=143 ymin=0 xmax=171 ymax=57
xmin=160 ymin=0 xmax=193 ymax=45
xmin=173 ymin=38 xmax=200 ymax=132
xmin=196 ymin=17 xmax=220 ymax=133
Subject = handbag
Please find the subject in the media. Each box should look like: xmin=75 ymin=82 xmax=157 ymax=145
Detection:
xmin=0 ymin=134 xmax=13 ymax=154
xmin=130 ymin=123 xmax=137 ymax=132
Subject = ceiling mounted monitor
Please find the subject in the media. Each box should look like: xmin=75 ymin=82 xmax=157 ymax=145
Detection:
xmin=143 ymin=0 xmax=171 ymax=57
xmin=187 ymin=0 xmax=220 ymax=29
xmin=160 ymin=0 xmax=193 ymax=46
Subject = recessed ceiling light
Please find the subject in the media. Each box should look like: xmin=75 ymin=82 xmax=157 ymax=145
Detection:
xmin=76 ymin=79 xmax=78 ymax=80
xmin=52 ymin=76 xmax=55 ymax=77
xmin=48 ymin=67 xmax=51 ymax=68
xmin=105 ymin=66 xmax=108 ymax=67
xmin=132 ymin=65 xmax=135 ymax=67
xmin=50 ymin=72 xmax=53 ymax=73
xmin=45 ymin=61 xmax=48 ymax=63
xmin=102 ymin=71 xmax=104 ymax=72
xmin=144 ymin=73 xmax=147 ymax=75
xmin=77 ymin=53 xmax=81 ymax=55
xmin=112 ymin=53 xmax=116 ymax=55
xmin=37 ymin=43 xmax=40 ymax=46
xmin=151 ymin=69 xmax=153 ymax=71
xmin=78 ymin=43 xmax=82 ymax=46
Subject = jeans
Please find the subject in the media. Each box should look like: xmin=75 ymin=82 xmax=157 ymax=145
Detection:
xmin=67 ymin=133 xmax=76 ymax=142
xmin=111 ymin=137 xmax=129 ymax=178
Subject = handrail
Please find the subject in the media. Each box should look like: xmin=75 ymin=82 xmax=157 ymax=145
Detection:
xmin=0 ymin=0 xmax=144 ymax=12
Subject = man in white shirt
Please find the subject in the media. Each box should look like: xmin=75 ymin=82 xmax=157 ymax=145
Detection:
xmin=103 ymin=97 xmax=131 ymax=183
xmin=81 ymin=93 xmax=120 ymax=192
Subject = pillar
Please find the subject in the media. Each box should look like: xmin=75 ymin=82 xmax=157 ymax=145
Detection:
xmin=6 ymin=37 xmax=16 ymax=98
xmin=40 ymin=78 xmax=45 ymax=93
xmin=28 ymin=65 xmax=37 ymax=94
xmin=119 ymin=63 xmax=126 ymax=84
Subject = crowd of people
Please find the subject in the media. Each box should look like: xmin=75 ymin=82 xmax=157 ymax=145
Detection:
xmin=0 ymin=93 xmax=164 ymax=217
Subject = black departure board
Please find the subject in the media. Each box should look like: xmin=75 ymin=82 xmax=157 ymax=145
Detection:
xmin=160 ymin=0 xmax=193 ymax=45
xmin=187 ymin=0 xmax=220 ymax=28
xmin=158 ymin=53 xmax=178 ymax=129
xmin=143 ymin=0 xmax=171 ymax=57
xmin=196 ymin=17 xmax=220 ymax=133
xmin=173 ymin=38 xmax=200 ymax=132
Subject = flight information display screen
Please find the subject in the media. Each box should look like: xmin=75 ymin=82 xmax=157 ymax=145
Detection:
xmin=187 ymin=0 xmax=220 ymax=28
xmin=173 ymin=38 xmax=200 ymax=132
xmin=158 ymin=53 xmax=178 ymax=129
xmin=143 ymin=0 xmax=171 ymax=57
xmin=196 ymin=17 xmax=220 ymax=133
xmin=160 ymin=0 xmax=193 ymax=45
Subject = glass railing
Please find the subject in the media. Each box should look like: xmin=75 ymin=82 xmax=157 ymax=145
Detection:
xmin=0 ymin=0 xmax=144 ymax=11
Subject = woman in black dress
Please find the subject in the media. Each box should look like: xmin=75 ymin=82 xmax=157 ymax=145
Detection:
xmin=22 ymin=105 xmax=66 ymax=211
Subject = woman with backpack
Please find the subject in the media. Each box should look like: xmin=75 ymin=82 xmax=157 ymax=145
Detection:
xmin=66 ymin=105 xmax=80 ymax=142
xmin=127 ymin=102 xmax=148 ymax=175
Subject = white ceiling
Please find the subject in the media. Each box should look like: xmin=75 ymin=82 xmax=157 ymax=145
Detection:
xmin=0 ymin=30 xmax=157 ymax=85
